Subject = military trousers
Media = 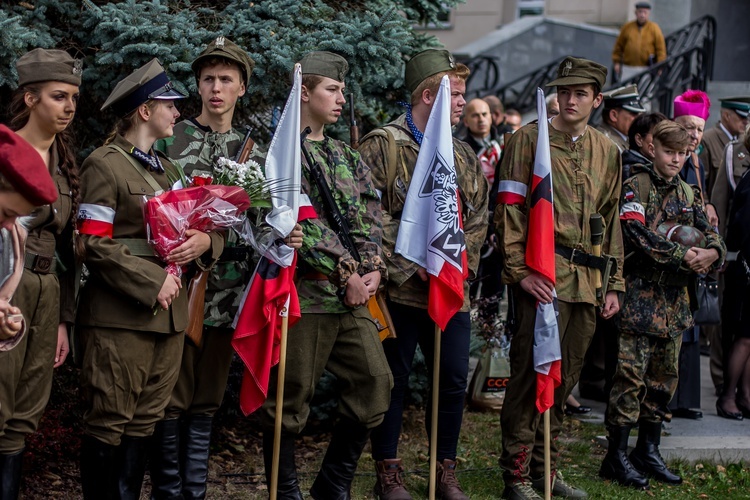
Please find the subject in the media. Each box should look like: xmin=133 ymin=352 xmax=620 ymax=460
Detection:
xmin=499 ymin=287 xmax=596 ymax=481
xmin=606 ymin=331 xmax=682 ymax=427
xmin=164 ymin=325 xmax=234 ymax=419
xmin=0 ymin=270 xmax=60 ymax=453
xmin=80 ymin=326 xmax=183 ymax=446
xmin=260 ymin=308 xmax=393 ymax=435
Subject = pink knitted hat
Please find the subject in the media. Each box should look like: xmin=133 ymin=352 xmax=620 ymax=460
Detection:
xmin=673 ymin=90 xmax=710 ymax=120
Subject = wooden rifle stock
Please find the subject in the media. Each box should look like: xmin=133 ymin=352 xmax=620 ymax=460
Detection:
xmin=185 ymin=269 xmax=209 ymax=347
xmin=349 ymin=92 xmax=360 ymax=150
xmin=236 ymin=126 xmax=256 ymax=163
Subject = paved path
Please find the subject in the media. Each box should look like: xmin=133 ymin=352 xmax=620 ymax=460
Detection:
xmin=576 ymin=355 xmax=750 ymax=463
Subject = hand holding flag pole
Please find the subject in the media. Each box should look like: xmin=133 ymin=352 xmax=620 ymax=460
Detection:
xmin=394 ymin=75 xmax=467 ymax=499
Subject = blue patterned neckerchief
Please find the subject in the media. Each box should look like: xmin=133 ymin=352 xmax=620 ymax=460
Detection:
xmin=398 ymin=102 xmax=424 ymax=145
xmin=129 ymin=145 xmax=165 ymax=173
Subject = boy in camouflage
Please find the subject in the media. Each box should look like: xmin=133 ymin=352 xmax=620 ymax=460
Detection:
xmin=151 ymin=37 xmax=269 ymax=499
xmin=259 ymin=51 xmax=392 ymax=500
xmin=601 ymin=121 xmax=725 ymax=489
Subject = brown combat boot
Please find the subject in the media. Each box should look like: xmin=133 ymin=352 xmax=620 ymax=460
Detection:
xmin=374 ymin=458 xmax=412 ymax=500
xmin=436 ymin=459 xmax=469 ymax=500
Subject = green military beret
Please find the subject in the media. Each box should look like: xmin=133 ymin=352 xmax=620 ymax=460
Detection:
xmin=720 ymin=97 xmax=750 ymax=118
xmin=546 ymin=56 xmax=607 ymax=90
xmin=405 ymin=49 xmax=457 ymax=93
xmin=299 ymin=51 xmax=348 ymax=83
xmin=16 ymin=48 xmax=83 ymax=87
xmin=101 ymin=58 xmax=187 ymax=117
xmin=191 ymin=36 xmax=255 ymax=84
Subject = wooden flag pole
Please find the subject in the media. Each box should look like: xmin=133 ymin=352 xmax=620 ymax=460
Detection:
xmin=544 ymin=409 xmax=551 ymax=500
xmin=428 ymin=324 xmax=442 ymax=500
xmin=270 ymin=314 xmax=290 ymax=500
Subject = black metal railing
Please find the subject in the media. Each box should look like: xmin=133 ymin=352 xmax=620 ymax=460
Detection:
xmin=463 ymin=15 xmax=716 ymax=115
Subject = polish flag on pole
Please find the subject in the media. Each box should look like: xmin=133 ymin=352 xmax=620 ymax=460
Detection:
xmin=232 ymin=64 xmax=309 ymax=416
xmin=528 ymin=88 xmax=561 ymax=414
xmin=394 ymin=75 xmax=467 ymax=331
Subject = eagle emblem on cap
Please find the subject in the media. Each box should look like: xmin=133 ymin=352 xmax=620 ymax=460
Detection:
xmin=562 ymin=60 xmax=573 ymax=77
xmin=73 ymin=59 xmax=83 ymax=76
xmin=449 ymin=54 xmax=456 ymax=69
xmin=215 ymin=36 xmax=225 ymax=48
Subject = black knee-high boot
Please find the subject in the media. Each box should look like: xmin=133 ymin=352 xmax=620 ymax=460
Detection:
xmin=149 ymin=419 xmax=183 ymax=500
xmin=180 ymin=415 xmax=213 ymax=500
xmin=262 ymin=430 xmax=303 ymax=500
xmin=310 ymin=419 xmax=371 ymax=500
xmin=117 ymin=435 xmax=150 ymax=500
xmin=80 ymin=435 xmax=117 ymax=500
xmin=0 ymin=449 xmax=23 ymax=500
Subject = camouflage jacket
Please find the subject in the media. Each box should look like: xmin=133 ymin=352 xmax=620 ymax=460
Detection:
xmin=155 ymin=118 xmax=263 ymax=327
xmin=617 ymin=163 xmax=726 ymax=337
xmin=358 ymin=114 xmax=489 ymax=311
xmin=495 ymin=122 xmax=625 ymax=305
xmin=297 ymin=136 xmax=387 ymax=314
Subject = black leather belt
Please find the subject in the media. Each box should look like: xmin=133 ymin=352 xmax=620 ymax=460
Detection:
xmin=24 ymin=251 xmax=56 ymax=274
xmin=555 ymin=245 xmax=608 ymax=273
xmin=219 ymin=246 xmax=251 ymax=262
xmin=630 ymin=266 xmax=690 ymax=287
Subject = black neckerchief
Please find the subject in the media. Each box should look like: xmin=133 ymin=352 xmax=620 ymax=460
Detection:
xmin=129 ymin=145 xmax=164 ymax=173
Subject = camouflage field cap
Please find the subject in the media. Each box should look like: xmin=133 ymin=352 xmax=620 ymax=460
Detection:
xmin=16 ymin=48 xmax=82 ymax=87
xmin=546 ymin=56 xmax=607 ymax=89
xmin=101 ymin=58 xmax=187 ymax=117
xmin=603 ymin=84 xmax=646 ymax=113
xmin=192 ymin=36 xmax=255 ymax=84
xmin=405 ymin=49 xmax=456 ymax=93
xmin=299 ymin=51 xmax=348 ymax=83
xmin=719 ymin=97 xmax=750 ymax=118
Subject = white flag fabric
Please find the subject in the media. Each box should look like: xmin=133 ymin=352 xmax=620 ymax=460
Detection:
xmin=394 ymin=75 xmax=466 ymax=331
xmin=263 ymin=63 xmax=302 ymax=267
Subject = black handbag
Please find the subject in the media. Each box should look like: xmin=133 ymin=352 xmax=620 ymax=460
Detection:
xmin=693 ymin=274 xmax=721 ymax=325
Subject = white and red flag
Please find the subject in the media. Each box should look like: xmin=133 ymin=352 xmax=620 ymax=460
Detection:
xmin=232 ymin=64 xmax=310 ymax=416
xmin=528 ymin=88 xmax=561 ymax=414
xmin=394 ymin=75 xmax=467 ymax=331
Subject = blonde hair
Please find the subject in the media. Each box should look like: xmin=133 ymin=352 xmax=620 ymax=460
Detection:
xmin=410 ymin=63 xmax=470 ymax=106
xmin=104 ymin=100 xmax=159 ymax=145
xmin=652 ymin=120 xmax=690 ymax=150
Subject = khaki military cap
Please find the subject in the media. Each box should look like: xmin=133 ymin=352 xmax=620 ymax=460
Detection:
xmin=16 ymin=48 xmax=82 ymax=87
xmin=192 ymin=36 xmax=255 ymax=84
xmin=546 ymin=56 xmax=607 ymax=90
xmin=101 ymin=58 xmax=187 ymax=117
xmin=603 ymin=84 xmax=646 ymax=113
xmin=299 ymin=51 xmax=348 ymax=83
xmin=405 ymin=49 xmax=456 ymax=93
xmin=720 ymin=97 xmax=750 ymax=118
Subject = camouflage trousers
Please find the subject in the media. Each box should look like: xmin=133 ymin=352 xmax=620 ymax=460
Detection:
xmin=606 ymin=331 xmax=683 ymax=427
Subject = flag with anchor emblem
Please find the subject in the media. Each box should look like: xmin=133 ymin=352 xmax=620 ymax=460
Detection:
xmin=395 ymin=75 xmax=467 ymax=331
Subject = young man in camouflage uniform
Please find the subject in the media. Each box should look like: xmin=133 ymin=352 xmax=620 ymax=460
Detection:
xmin=495 ymin=57 xmax=625 ymax=499
xmin=260 ymin=51 xmax=392 ymax=500
xmin=602 ymin=121 xmax=724 ymax=488
xmin=359 ymin=49 xmax=489 ymax=500
xmin=152 ymin=36 xmax=259 ymax=499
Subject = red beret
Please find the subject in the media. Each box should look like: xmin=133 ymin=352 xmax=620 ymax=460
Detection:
xmin=0 ymin=125 xmax=58 ymax=206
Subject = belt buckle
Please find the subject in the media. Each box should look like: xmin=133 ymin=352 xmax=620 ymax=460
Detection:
xmin=569 ymin=248 xmax=580 ymax=264
xmin=32 ymin=255 xmax=53 ymax=273
xmin=656 ymin=270 xmax=667 ymax=286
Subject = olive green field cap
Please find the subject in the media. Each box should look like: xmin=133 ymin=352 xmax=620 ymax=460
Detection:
xmin=719 ymin=97 xmax=750 ymax=118
xmin=298 ymin=51 xmax=348 ymax=82
xmin=603 ymin=84 xmax=646 ymax=113
xmin=16 ymin=48 xmax=83 ymax=87
xmin=405 ymin=49 xmax=456 ymax=93
xmin=192 ymin=36 xmax=255 ymax=84
xmin=546 ymin=56 xmax=607 ymax=89
xmin=101 ymin=58 xmax=187 ymax=117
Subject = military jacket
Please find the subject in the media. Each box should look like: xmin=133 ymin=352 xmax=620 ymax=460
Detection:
xmin=19 ymin=144 xmax=76 ymax=324
xmin=77 ymin=135 xmax=211 ymax=334
xmin=617 ymin=163 xmax=725 ymax=337
xmin=156 ymin=119 xmax=260 ymax=327
xmin=297 ymin=137 xmax=387 ymax=314
xmin=495 ymin=122 xmax=625 ymax=305
xmin=596 ymin=122 xmax=629 ymax=153
xmin=711 ymin=139 xmax=749 ymax=236
xmin=701 ymin=123 xmax=734 ymax=197
xmin=358 ymin=114 xmax=489 ymax=311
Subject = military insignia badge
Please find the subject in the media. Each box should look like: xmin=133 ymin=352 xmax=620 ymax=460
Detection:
xmin=215 ymin=36 xmax=225 ymax=48
xmin=624 ymin=190 xmax=635 ymax=201
xmin=562 ymin=61 xmax=573 ymax=77
xmin=448 ymin=54 xmax=456 ymax=69
xmin=73 ymin=59 xmax=83 ymax=76
xmin=739 ymin=152 xmax=747 ymax=159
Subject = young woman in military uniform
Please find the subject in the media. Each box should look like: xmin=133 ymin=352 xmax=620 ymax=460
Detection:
xmin=0 ymin=48 xmax=82 ymax=499
xmin=76 ymin=59 xmax=222 ymax=499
